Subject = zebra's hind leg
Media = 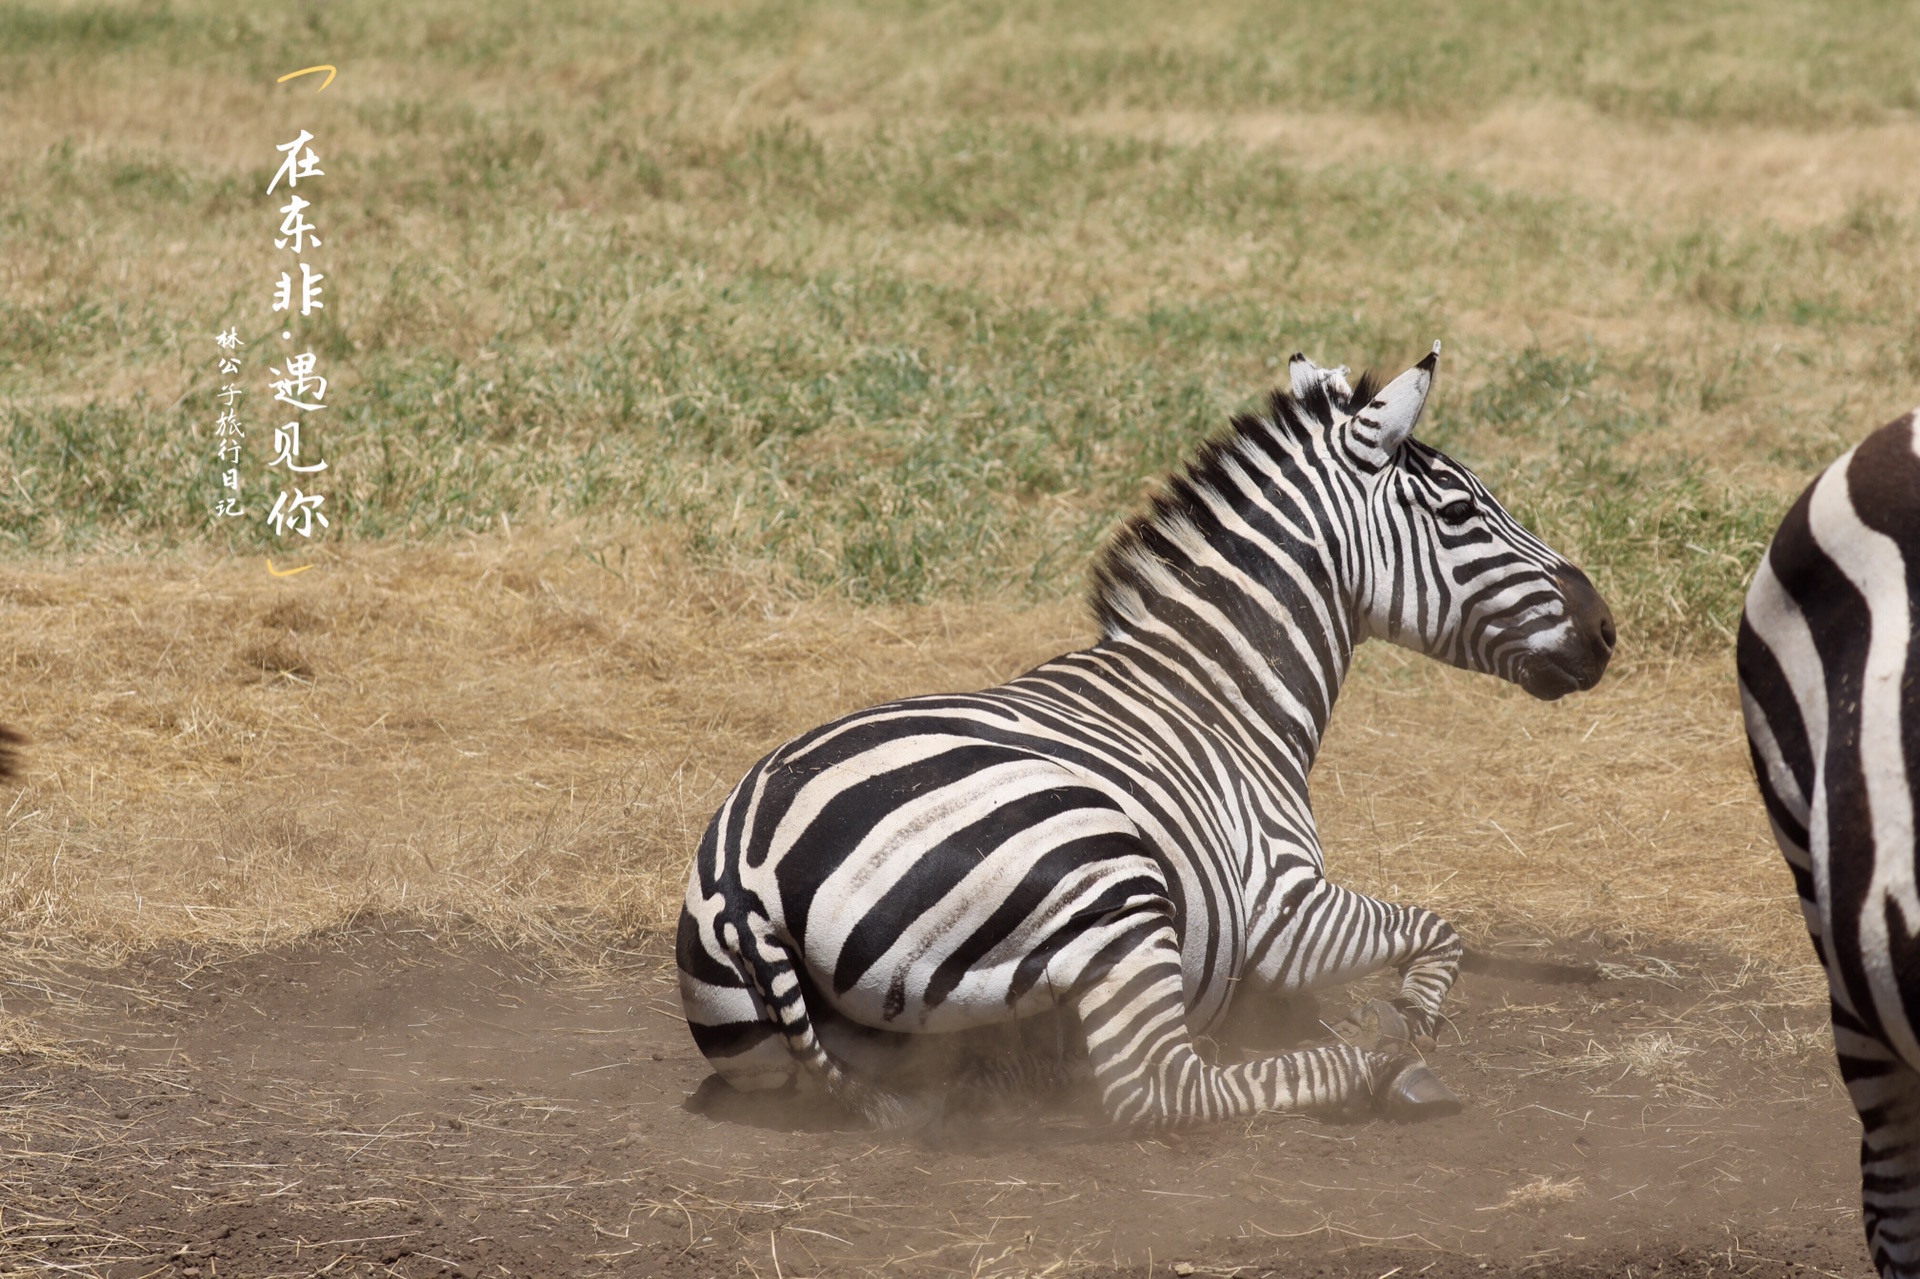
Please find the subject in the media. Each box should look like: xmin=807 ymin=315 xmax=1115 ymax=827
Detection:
xmin=1838 ymin=1007 xmax=1920 ymax=1279
xmin=1075 ymin=912 xmax=1458 ymax=1127
xmin=1254 ymin=878 xmax=1462 ymax=1043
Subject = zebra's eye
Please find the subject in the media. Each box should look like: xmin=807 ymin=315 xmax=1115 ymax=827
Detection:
xmin=1435 ymin=498 xmax=1476 ymax=525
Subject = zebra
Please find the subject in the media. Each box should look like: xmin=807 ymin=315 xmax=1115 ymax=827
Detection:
xmin=678 ymin=344 xmax=1617 ymax=1129
xmin=0 ymin=726 xmax=19 ymax=781
xmin=1738 ymin=409 xmax=1920 ymax=1279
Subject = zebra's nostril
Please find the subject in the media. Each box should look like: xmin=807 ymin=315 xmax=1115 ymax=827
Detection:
xmin=1599 ymin=616 xmax=1616 ymax=650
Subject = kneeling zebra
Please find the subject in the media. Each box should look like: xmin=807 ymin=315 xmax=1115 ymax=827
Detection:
xmin=679 ymin=345 xmax=1616 ymax=1129
xmin=1739 ymin=410 xmax=1920 ymax=1279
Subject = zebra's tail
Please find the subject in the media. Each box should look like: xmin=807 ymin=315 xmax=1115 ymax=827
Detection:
xmin=721 ymin=907 xmax=930 ymax=1130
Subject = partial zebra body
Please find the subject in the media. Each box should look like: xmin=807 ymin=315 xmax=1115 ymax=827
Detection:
xmin=680 ymin=347 xmax=1616 ymax=1130
xmin=1739 ymin=410 xmax=1920 ymax=1279
xmin=681 ymin=662 xmax=1459 ymax=1125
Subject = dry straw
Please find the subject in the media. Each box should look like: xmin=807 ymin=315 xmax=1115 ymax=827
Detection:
xmin=0 ymin=525 xmax=1807 ymax=993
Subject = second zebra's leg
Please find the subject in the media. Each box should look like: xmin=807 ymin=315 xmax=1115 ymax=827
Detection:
xmin=1836 ymin=1006 xmax=1920 ymax=1279
xmin=1072 ymin=910 xmax=1458 ymax=1128
xmin=1252 ymin=878 xmax=1462 ymax=1041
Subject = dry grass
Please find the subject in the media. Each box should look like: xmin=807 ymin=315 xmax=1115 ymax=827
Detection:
xmin=1102 ymin=98 xmax=1920 ymax=231
xmin=1317 ymin=645 xmax=1805 ymax=970
xmin=0 ymin=530 xmax=1082 ymax=958
xmin=1483 ymin=1175 xmax=1585 ymax=1214
xmin=0 ymin=529 xmax=1810 ymax=995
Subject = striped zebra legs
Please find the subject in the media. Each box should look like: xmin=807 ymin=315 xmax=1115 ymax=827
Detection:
xmin=1759 ymin=804 xmax=1920 ymax=1277
xmin=1254 ymin=879 xmax=1463 ymax=1039
xmin=1076 ymin=909 xmax=1454 ymax=1128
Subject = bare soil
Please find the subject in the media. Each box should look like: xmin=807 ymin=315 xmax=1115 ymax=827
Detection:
xmin=0 ymin=921 xmax=1870 ymax=1278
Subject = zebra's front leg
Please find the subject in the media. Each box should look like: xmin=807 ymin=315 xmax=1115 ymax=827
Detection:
xmin=1074 ymin=912 xmax=1458 ymax=1127
xmin=1251 ymin=878 xmax=1463 ymax=1042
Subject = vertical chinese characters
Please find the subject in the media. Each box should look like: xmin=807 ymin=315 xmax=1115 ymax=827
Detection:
xmin=211 ymin=328 xmax=246 ymax=518
xmin=266 ymin=130 xmax=331 ymax=539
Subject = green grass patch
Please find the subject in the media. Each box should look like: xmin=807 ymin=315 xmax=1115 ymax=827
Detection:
xmin=1431 ymin=348 xmax=1783 ymax=651
xmin=3 ymin=0 xmax=1916 ymax=657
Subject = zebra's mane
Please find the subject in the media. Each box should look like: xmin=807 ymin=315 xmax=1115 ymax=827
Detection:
xmin=1090 ymin=367 xmax=1381 ymax=636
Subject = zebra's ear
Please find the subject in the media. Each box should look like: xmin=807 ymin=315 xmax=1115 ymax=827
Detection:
xmin=1287 ymin=353 xmax=1354 ymax=404
xmin=1346 ymin=342 xmax=1439 ymax=467
xmin=1288 ymin=353 xmax=1325 ymax=399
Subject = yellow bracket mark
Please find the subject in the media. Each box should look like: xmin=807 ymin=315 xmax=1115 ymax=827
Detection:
xmin=266 ymin=558 xmax=315 ymax=578
xmin=276 ymin=65 xmax=338 ymax=92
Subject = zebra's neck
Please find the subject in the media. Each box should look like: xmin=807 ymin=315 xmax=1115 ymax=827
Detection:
xmin=1089 ymin=425 xmax=1363 ymax=776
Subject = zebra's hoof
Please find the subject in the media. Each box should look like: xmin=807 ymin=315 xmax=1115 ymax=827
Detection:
xmin=1379 ymin=1062 xmax=1462 ymax=1120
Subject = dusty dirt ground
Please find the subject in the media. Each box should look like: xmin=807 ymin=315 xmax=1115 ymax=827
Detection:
xmin=0 ymin=922 xmax=1868 ymax=1279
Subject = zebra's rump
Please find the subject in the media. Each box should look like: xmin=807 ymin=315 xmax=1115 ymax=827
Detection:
xmin=682 ymin=669 xmax=1300 ymax=1037
xmin=717 ymin=729 xmax=1178 ymax=1033
xmin=1739 ymin=411 xmax=1920 ymax=1070
xmin=1740 ymin=409 xmax=1920 ymax=1279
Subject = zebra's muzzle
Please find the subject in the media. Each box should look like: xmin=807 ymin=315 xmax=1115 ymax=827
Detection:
xmin=1516 ymin=565 xmax=1615 ymax=701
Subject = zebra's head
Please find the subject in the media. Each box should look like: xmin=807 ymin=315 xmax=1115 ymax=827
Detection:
xmin=1297 ymin=345 xmax=1615 ymax=701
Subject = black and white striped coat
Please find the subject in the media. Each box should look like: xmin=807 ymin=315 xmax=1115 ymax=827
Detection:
xmin=679 ymin=347 xmax=1616 ymax=1128
xmin=1739 ymin=410 xmax=1920 ymax=1279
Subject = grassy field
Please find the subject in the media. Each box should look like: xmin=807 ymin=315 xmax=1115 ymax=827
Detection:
xmin=2 ymin=0 xmax=1918 ymax=965
xmin=7 ymin=1 xmax=1920 ymax=639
